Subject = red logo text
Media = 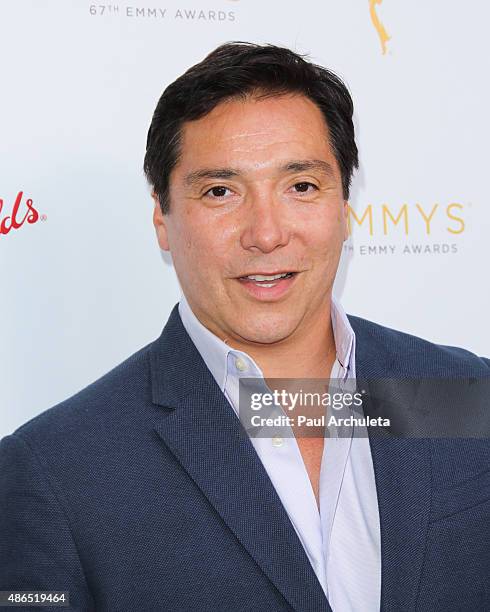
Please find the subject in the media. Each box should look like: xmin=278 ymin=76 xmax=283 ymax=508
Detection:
xmin=0 ymin=191 xmax=40 ymax=236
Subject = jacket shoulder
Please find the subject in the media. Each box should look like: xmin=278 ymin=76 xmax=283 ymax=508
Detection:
xmin=347 ymin=314 xmax=490 ymax=377
xmin=11 ymin=340 xmax=155 ymax=445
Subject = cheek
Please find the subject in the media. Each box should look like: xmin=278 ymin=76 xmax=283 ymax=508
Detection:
xmin=302 ymin=208 xmax=344 ymax=251
xmin=171 ymin=209 xmax=205 ymax=254
xmin=165 ymin=214 xmax=201 ymax=279
xmin=170 ymin=213 xmax=235 ymax=278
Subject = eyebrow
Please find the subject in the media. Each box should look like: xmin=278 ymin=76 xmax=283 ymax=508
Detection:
xmin=182 ymin=159 xmax=336 ymax=187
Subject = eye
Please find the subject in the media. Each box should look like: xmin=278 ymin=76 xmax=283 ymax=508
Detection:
xmin=291 ymin=182 xmax=318 ymax=194
xmin=203 ymin=186 xmax=233 ymax=198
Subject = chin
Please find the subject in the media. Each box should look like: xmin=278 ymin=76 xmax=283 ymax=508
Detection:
xmin=233 ymin=313 xmax=299 ymax=345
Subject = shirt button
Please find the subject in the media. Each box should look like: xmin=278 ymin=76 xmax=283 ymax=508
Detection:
xmin=235 ymin=357 xmax=248 ymax=372
xmin=272 ymin=436 xmax=284 ymax=448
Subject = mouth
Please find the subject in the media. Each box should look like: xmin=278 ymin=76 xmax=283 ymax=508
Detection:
xmin=239 ymin=271 xmax=295 ymax=286
xmin=236 ymin=271 xmax=298 ymax=300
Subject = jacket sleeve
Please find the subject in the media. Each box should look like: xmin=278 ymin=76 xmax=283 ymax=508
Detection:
xmin=0 ymin=434 xmax=95 ymax=611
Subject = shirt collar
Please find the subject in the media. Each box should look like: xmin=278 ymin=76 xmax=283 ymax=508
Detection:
xmin=331 ymin=295 xmax=356 ymax=378
xmin=178 ymin=293 xmax=356 ymax=391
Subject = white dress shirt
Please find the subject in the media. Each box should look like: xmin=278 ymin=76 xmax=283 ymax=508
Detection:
xmin=178 ymin=295 xmax=381 ymax=612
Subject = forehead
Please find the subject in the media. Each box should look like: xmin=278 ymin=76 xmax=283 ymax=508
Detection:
xmin=175 ymin=94 xmax=336 ymax=174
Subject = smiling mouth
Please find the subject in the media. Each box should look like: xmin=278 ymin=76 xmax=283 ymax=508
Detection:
xmin=237 ymin=271 xmax=296 ymax=288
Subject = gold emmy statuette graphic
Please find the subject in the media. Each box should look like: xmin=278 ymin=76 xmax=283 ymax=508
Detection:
xmin=369 ymin=0 xmax=391 ymax=54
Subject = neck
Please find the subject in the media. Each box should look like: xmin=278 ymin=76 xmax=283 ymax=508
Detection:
xmin=225 ymin=301 xmax=337 ymax=380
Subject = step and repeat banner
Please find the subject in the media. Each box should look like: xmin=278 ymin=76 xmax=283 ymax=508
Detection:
xmin=1 ymin=0 xmax=489 ymax=438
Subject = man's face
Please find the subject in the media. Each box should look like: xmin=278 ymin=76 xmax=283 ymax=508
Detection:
xmin=153 ymin=93 xmax=349 ymax=346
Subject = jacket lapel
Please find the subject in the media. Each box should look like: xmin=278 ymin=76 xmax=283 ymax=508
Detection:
xmin=150 ymin=305 xmax=332 ymax=612
xmin=352 ymin=317 xmax=432 ymax=611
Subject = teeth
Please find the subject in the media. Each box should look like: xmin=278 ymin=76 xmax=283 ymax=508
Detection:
xmin=246 ymin=273 xmax=289 ymax=281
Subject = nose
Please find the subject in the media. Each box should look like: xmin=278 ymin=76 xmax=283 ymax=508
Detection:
xmin=240 ymin=191 xmax=291 ymax=253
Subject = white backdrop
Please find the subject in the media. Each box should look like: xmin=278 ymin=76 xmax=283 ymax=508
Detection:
xmin=1 ymin=0 xmax=489 ymax=439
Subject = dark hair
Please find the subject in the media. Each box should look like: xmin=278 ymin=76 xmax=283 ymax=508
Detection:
xmin=144 ymin=42 xmax=358 ymax=214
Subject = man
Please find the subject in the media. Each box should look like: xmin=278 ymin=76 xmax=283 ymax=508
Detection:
xmin=1 ymin=43 xmax=488 ymax=612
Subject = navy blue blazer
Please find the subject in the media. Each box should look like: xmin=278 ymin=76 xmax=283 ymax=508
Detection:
xmin=1 ymin=305 xmax=489 ymax=611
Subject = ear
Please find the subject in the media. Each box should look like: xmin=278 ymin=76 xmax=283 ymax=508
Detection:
xmin=152 ymin=193 xmax=170 ymax=251
xmin=343 ymin=200 xmax=350 ymax=241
